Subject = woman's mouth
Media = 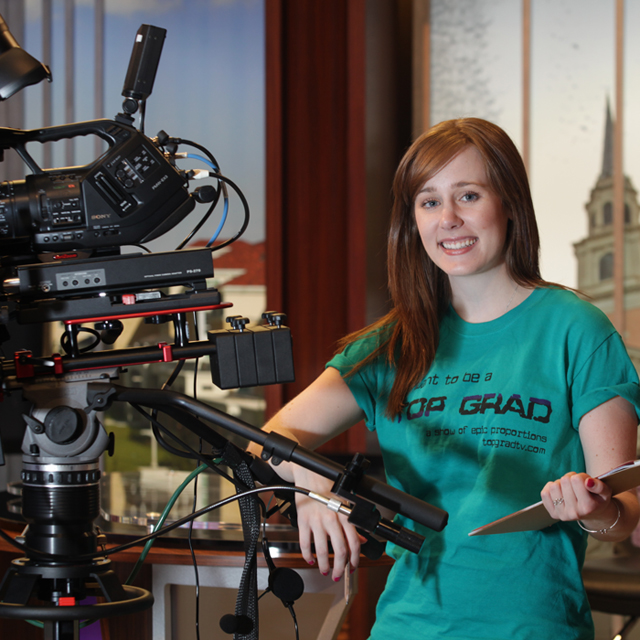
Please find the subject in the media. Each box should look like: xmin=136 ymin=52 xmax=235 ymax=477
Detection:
xmin=440 ymin=238 xmax=477 ymax=250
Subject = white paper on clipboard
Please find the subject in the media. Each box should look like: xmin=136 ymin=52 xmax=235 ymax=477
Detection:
xmin=468 ymin=459 xmax=640 ymax=536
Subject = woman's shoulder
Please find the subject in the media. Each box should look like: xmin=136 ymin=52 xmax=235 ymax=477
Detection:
xmin=533 ymin=286 xmax=616 ymax=334
xmin=327 ymin=324 xmax=392 ymax=373
xmin=338 ymin=326 xmax=389 ymax=358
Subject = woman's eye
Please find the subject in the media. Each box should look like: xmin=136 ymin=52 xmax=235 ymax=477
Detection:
xmin=420 ymin=199 xmax=439 ymax=209
xmin=461 ymin=192 xmax=479 ymax=203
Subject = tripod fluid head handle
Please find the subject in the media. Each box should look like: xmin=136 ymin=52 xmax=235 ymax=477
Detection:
xmin=106 ymin=385 xmax=449 ymax=534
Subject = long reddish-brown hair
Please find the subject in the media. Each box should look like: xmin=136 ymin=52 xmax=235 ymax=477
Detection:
xmin=338 ymin=118 xmax=552 ymax=418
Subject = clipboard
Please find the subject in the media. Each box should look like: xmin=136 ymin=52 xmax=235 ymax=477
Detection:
xmin=469 ymin=459 xmax=640 ymax=536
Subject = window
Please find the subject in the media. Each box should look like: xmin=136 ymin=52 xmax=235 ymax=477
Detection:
xmin=599 ymin=252 xmax=614 ymax=281
xmin=604 ymin=202 xmax=613 ymax=225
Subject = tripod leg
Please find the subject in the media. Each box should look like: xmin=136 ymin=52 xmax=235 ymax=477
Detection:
xmin=91 ymin=568 xmax=127 ymax=602
xmin=43 ymin=620 xmax=79 ymax=640
xmin=612 ymin=615 xmax=638 ymax=639
xmin=0 ymin=567 xmax=39 ymax=605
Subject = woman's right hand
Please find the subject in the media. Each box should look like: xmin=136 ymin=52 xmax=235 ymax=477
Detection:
xmin=247 ymin=367 xmax=366 ymax=580
xmin=292 ymin=466 xmax=362 ymax=581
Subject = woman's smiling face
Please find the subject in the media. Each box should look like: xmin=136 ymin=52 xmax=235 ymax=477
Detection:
xmin=414 ymin=145 xmax=510 ymax=281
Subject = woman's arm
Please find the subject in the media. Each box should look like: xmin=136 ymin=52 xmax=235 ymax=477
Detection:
xmin=251 ymin=367 xmax=366 ymax=476
xmin=540 ymin=395 xmax=639 ymax=541
xmin=248 ymin=366 xmax=366 ymax=580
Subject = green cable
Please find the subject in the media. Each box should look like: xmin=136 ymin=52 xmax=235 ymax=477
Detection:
xmin=125 ymin=462 xmax=210 ymax=585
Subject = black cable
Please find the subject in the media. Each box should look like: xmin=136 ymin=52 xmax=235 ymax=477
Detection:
xmin=171 ymin=138 xmax=221 ymax=172
xmin=139 ymin=405 xmax=196 ymax=461
xmin=129 ymin=402 xmax=265 ymax=517
xmin=148 ymin=344 xmax=186 ymax=458
xmin=150 ymin=421 xmax=195 ymax=460
xmin=192 ymin=305 xmax=200 ymax=343
xmin=188 ymin=462 xmax=201 ymax=640
xmin=189 ymin=338 xmax=202 ymax=640
xmin=174 ymin=187 xmax=221 ymax=251
xmin=157 ymin=135 xmax=228 ymax=251
xmin=160 ymin=360 xmax=185 ymax=394
xmin=128 ymin=243 xmax=152 ymax=253
xmin=287 ymin=603 xmax=300 ymax=640
xmin=260 ymin=503 xmax=302 ymax=639
xmin=204 ymin=173 xmax=250 ymax=251
xmin=148 ymin=312 xmax=198 ymax=455
xmin=134 ymin=405 xmax=207 ymax=461
xmin=60 ymin=327 xmax=100 ymax=355
xmin=143 ymin=396 xmax=230 ymax=458
xmin=172 ymin=313 xmax=189 ymax=348
xmin=130 ymin=403 xmax=237 ymax=486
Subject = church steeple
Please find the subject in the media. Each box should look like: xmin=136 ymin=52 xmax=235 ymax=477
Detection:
xmin=574 ymin=98 xmax=640 ymax=353
xmin=574 ymin=97 xmax=640 ymax=296
xmin=601 ymin=98 xmax=614 ymax=179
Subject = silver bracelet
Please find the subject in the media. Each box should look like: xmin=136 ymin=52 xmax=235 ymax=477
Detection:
xmin=577 ymin=499 xmax=621 ymax=534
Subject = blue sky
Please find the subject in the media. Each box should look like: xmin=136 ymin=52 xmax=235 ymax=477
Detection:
xmin=21 ymin=0 xmax=265 ymax=250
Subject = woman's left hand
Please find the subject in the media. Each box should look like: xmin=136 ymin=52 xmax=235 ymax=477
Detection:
xmin=541 ymin=472 xmax=612 ymax=524
xmin=544 ymin=395 xmax=640 ymax=541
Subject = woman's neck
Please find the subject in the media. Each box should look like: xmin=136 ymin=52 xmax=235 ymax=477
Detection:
xmin=449 ymin=269 xmax=533 ymax=323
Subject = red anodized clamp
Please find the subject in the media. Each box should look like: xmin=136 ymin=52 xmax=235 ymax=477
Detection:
xmin=52 ymin=354 xmax=65 ymax=375
xmin=14 ymin=350 xmax=35 ymax=379
xmin=158 ymin=342 xmax=173 ymax=363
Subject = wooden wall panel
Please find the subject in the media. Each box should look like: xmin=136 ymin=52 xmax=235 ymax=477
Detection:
xmin=265 ymin=0 xmax=367 ymax=456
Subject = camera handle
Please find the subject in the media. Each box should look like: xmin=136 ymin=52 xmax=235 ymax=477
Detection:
xmin=0 ymin=118 xmax=137 ymax=175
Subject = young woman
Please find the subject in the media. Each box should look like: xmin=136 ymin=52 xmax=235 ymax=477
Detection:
xmin=254 ymin=118 xmax=640 ymax=639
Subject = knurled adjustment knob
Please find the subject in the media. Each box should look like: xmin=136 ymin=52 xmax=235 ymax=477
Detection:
xmin=44 ymin=406 xmax=83 ymax=445
xmin=263 ymin=311 xmax=287 ymax=328
xmin=226 ymin=315 xmax=250 ymax=332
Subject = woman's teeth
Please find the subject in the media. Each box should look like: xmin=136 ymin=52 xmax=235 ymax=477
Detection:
xmin=441 ymin=238 xmax=477 ymax=250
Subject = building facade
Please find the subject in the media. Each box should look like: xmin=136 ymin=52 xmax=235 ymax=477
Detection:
xmin=574 ymin=103 xmax=640 ymax=372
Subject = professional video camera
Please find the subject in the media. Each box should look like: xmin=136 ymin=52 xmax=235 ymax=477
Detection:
xmin=0 ymin=21 xmax=296 ymax=637
xmin=0 ymin=22 xmax=199 ymax=262
xmin=0 ymin=19 xmax=447 ymax=640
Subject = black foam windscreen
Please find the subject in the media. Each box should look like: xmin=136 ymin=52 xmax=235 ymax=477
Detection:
xmin=219 ymin=614 xmax=254 ymax=635
xmin=268 ymin=567 xmax=305 ymax=605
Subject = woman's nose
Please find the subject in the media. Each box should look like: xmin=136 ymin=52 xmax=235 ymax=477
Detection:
xmin=439 ymin=204 xmax=462 ymax=229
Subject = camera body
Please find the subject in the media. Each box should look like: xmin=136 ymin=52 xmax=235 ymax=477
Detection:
xmin=0 ymin=119 xmax=194 ymax=259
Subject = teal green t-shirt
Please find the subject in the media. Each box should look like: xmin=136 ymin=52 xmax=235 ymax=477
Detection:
xmin=327 ymin=288 xmax=640 ymax=640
